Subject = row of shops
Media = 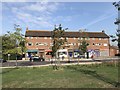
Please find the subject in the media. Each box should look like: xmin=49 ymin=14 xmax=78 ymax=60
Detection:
xmin=26 ymin=49 xmax=109 ymax=60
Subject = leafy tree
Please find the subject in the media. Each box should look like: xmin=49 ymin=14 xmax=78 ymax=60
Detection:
xmin=79 ymin=39 xmax=89 ymax=54
xmin=51 ymin=24 xmax=67 ymax=70
xmin=52 ymin=24 xmax=67 ymax=57
xmin=2 ymin=24 xmax=26 ymax=59
xmin=78 ymin=30 xmax=89 ymax=55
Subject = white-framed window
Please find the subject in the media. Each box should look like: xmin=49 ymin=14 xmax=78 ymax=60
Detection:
xmin=69 ymin=43 xmax=73 ymax=45
xmin=50 ymin=37 xmax=52 ymax=39
xmin=44 ymin=37 xmax=47 ymax=39
xmin=66 ymin=37 xmax=68 ymax=40
xmin=74 ymin=37 xmax=76 ymax=40
xmin=28 ymin=42 xmax=33 ymax=46
xmin=99 ymin=38 xmax=101 ymax=40
xmin=36 ymin=42 xmax=39 ymax=46
xmin=104 ymin=43 xmax=108 ymax=46
xmin=92 ymin=38 xmax=95 ymax=40
xmin=36 ymin=37 xmax=38 ymax=39
xmin=39 ymin=43 xmax=44 ymax=45
xmin=85 ymin=38 xmax=87 ymax=40
xmin=60 ymin=37 xmax=64 ymax=39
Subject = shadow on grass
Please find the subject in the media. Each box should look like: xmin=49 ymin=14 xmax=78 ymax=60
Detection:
xmin=66 ymin=65 xmax=118 ymax=87
xmin=1 ymin=67 xmax=19 ymax=74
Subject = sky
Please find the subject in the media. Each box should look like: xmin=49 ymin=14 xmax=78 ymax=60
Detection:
xmin=1 ymin=1 xmax=119 ymax=45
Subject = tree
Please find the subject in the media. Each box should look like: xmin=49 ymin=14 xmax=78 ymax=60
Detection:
xmin=2 ymin=24 xmax=26 ymax=60
xmin=78 ymin=30 xmax=89 ymax=57
xmin=111 ymin=2 xmax=120 ymax=53
xmin=51 ymin=24 xmax=67 ymax=70
xmin=79 ymin=40 xmax=89 ymax=54
xmin=52 ymin=24 xmax=67 ymax=57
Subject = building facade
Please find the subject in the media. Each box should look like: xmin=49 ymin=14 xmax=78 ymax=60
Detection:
xmin=25 ymin=28 xmax=111 ymax=59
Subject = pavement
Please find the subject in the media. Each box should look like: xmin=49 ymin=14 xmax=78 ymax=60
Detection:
xmin=0 ymin=56 xmax=120 ymax=68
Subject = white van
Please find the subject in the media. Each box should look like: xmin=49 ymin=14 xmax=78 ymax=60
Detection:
xmin=56 ymin=49 xmax=68 ymax=59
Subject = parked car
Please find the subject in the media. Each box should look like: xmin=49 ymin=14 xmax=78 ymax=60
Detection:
xmin=32 ymin=56 xmax=45 ymax=62
xmin=0 ymin=59 xmax=7 ymax=63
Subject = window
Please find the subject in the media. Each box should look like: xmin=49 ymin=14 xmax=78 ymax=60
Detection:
xmin=44 ymin=37 xmax=47 ymax=39
xmin=28 ymin=42 xmax=32 ymax=46
xmin=104 ymin=43 xmax=108 ymax=46
xmin=50 ymin=37 xmax=52 ymax=39
xmin=85 ymin=38 xmax=87 ymax=40
xmin=66 ymin=37 xmax=68 ymax=40
xmin=74 ymin=37 xmax=76 ymax=40
xmin=36 ymin=37 xmax=38 ymax=39
xmin=93 ymin=43 xmax=95 ymax=45
xmin=36 ymin=42 xmax=39 ymax=46
xmin=60 ymin=37 xmax=63 ymax=39
xmin=92 ymin=38 xmax=95 ymax=40
xmin=39 ymin=43 xmax=44 ymax=45
xmin=99 ymin=38 xmax=101 ymax=40
xmin=69 ymin=43 xmax=73 ymax=45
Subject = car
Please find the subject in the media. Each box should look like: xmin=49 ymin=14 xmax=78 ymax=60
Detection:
xmin=0 ymin=59 xmax=7 ymax=63
xmin=32 ymin=56 xmax=45 ymax=62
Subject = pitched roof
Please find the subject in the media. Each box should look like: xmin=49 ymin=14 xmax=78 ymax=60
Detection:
xmin=25 ymin=30 xmax=109 ymax=38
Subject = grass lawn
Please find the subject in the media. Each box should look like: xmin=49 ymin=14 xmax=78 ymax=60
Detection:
xmin=1 ymin=62 xmax=119 ymax=88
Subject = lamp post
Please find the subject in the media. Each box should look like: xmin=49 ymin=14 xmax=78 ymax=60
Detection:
xmin=16 ymin=39 xmax=19 ymax=66
xmin=8 ymin=53 xmax=10 ymax=66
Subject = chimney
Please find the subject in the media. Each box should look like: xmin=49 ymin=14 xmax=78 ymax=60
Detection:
xmin=26 ymin=27 xmax=28 ymax=31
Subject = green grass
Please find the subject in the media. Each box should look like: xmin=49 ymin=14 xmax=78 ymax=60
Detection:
xmin=2 ymin=63 xmax=119 ymax=88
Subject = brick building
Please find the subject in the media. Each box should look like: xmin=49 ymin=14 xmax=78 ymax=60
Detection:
xmin=25 ymin=28 xmax=111 ymax=59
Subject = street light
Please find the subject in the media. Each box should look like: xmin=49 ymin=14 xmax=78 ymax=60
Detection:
xmin=16 ymin=39 xmax=19 ymax=66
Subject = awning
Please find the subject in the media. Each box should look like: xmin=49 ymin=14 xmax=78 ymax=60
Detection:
xmin=26 ymin=49 xmax=39 ymax=52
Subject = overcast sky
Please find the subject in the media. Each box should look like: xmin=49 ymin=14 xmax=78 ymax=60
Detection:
xmin=1 ymin=1 xmax=119 ymax=45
